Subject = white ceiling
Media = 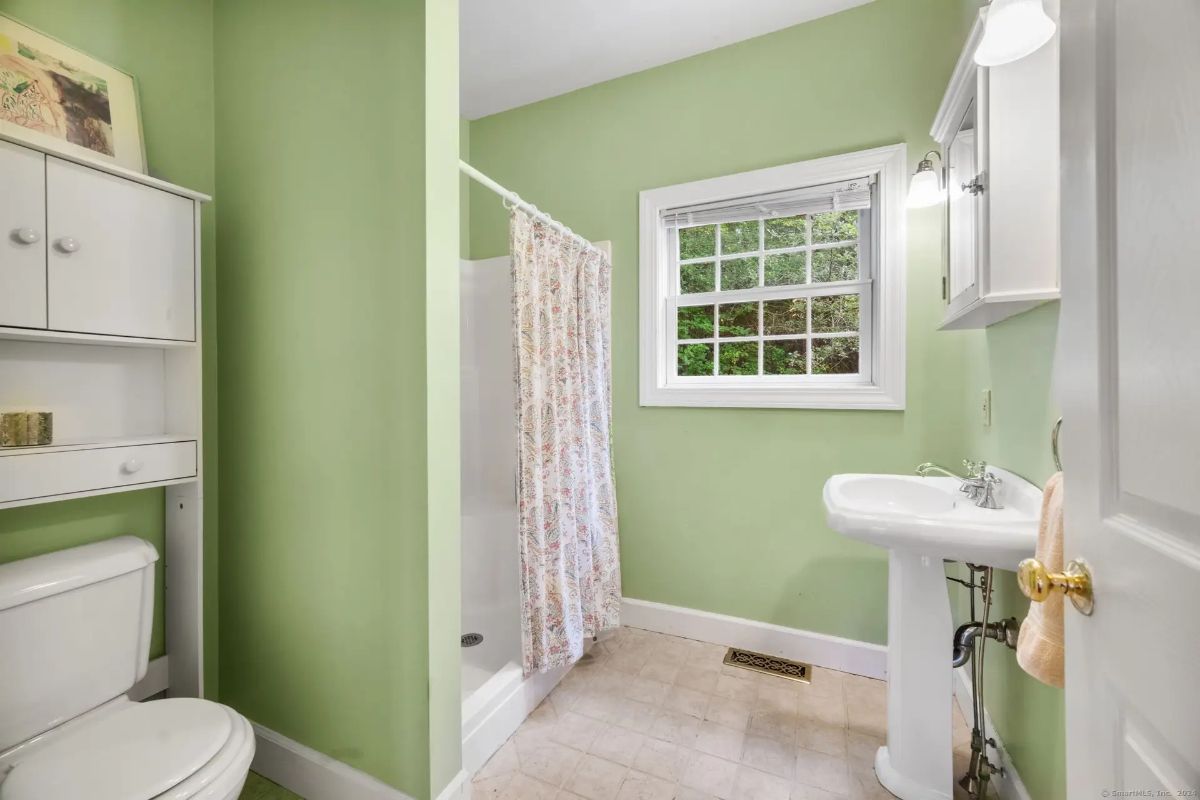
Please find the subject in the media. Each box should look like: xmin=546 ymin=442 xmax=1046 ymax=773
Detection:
xmin=460 ymin=0 xmax=874 ymax=120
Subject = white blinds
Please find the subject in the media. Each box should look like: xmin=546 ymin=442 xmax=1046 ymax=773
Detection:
xmin=662 ymin=176 xmax=874 ymax=229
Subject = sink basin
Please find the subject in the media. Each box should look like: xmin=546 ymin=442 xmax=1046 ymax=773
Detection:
xmin=822 ymin=467 xmax=1041 ymax=800
xmin=823 ymin=469 xmax=1039 ymax=569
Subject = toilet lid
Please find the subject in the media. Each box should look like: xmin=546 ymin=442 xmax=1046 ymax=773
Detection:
xmin=0 ymin=699 xmax=233 ymax=800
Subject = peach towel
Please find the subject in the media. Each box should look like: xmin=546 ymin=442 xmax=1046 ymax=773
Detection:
xmin=1016 ymin=472 xmax=1065 ymax=688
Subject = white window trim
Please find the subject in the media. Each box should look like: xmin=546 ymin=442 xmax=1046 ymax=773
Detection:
xmin=638 ymin=144 xmax=907 ymax=410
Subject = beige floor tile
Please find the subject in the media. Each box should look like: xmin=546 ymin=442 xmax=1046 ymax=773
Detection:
xmin=803 ymin=670 xmax=845 ymax=699
xmin=588 ymin=723 xmax=646 ymax=767
xmin=639 ymin=657 xmax=680 ymax=685
xmin=676 ymin=666 xmax=722 ymax=694
xmin=742 ymin=734 xmax=797 ymax=780
xmin=614 ymin=770 xmax=676 ymax=800
xmin=664 ymin=685 xmax=711 ymax=719
xmin=611 ymin=698 xmax=659 ymax=731
xmin=695 ymin=719 xmax=746 ymax=761
xmin=471 ymin=774 xmax=513 ymax=800
xmin=747 ymin=708 xmax=798 ymax=745
xmin=631 ymin=738 xmax=688 ymax=783
xmin=623 ymin=675 xmax=672 ymax=706
xmin=793 ymin=748 xmax=852 ymax=796
xmin=517 ymin=739 xmax=585 ymax=787
xmin=553 ymin=711 xmax=605 ymax=751
xmin=843 ymin=731 xmax=882 ymax=771
xmin=477 ymin=740 xmax=520 ymax=780
xmin=714 ymin=675 xmax=759 ymax=704
xmin=565 ymin=754 xmax=629 ymax=800
xmin=648 ymin=708 xmax=702 ymax=748
xmin=796 ymin=692 xmax=847 ymax=730
xmin=505 ymin=773 xmax=561 ymax=800
xmin=844 ymin=697 xmax=885 ymax=739
xmin=730 ymin=765 xmax=793 ymax=800
xmin=676 ymin=789 xmax=721 ymax=800
xmin=756 ymin=684 xmax=800 ymax=715
xmin=790 ymin=783 xmax=846 ymax=800
xmin=795 ymin=721 xmax=847 ymax=759
xmin=575 ymin=691 xmax=624 ymax=724
xmin=680 ymin=751 xmax=740 ymax=798
xmin=706 ymin=696 xmax=753 ymax=731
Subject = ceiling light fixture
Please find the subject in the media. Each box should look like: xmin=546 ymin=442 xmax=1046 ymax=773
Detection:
xmin=974 ymin=0 xmax=1056 ymax=67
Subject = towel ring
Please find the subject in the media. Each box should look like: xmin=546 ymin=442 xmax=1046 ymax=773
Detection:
xmin=1051 ymin=417 xmax=1063 ymax=471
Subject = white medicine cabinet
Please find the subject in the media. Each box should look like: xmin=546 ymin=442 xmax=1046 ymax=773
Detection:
xmin=0 ymin=133 xmax=208 ymax=700
xmin=931 ymin=6 xmax=1060 ymax=329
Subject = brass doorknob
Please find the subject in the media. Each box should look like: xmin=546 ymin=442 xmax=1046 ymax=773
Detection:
xmin=1017 ymin=558 xmax=1094 ymax=615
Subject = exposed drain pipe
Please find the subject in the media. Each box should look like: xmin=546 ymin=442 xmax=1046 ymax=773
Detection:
xmin=950 ymin=617 xmax=1020 ymax=667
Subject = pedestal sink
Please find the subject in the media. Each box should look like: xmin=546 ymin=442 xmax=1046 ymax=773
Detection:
xmin=823 ymin=467 xmax=1039 ymax=800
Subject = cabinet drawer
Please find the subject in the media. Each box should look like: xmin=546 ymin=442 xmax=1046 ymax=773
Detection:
xmin=0 ymin=441 xmax=196 ymax=504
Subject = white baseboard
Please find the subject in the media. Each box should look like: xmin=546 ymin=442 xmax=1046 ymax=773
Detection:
xmin=434 ymin=769 xmax=471 ymax=800
xmin=620 ymin=598 xmax=887 ymax=680
xmin=952 ymin=667 xmax=1033 ymax=800
xmin=250 ymin=722 xmax=415 ymax=800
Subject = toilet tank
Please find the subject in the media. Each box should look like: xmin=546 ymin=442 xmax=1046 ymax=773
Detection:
xmin=0 ymin=536 xmax=158 ymax=751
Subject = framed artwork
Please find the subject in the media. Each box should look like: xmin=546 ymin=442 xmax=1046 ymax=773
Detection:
xmin=0 ymin=13 xmax=145 ymax=172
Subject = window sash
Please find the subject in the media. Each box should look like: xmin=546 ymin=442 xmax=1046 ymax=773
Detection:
xmin=666 ymin=210 xmax=874 ymax=382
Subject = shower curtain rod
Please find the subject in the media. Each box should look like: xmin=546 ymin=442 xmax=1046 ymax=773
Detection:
xmin=459 ymin=159 xmax=599 ymax=251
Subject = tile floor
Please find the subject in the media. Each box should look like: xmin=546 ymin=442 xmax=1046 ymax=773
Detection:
xmin=472 ymin=626 xmax=983 ymax=800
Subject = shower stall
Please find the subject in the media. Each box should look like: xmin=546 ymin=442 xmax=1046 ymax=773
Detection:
xmin=459 ymin=255 xmax=572 ymax=771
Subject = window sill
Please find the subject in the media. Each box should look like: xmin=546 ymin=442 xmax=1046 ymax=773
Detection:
xmin=639 ymin=382 xmax=905 ymax=410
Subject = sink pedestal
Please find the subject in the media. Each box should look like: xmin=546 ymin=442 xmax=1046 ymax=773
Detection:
xmin=874 ymin=549 xmax=954 ymax=800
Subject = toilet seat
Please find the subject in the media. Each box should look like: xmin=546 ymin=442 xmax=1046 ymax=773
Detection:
xmin=0 ymin=699 xmax=255 ymax=800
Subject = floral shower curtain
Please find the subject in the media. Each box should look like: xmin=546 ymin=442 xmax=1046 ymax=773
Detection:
xmin=510 ymin=207 xmax=621 ymax=674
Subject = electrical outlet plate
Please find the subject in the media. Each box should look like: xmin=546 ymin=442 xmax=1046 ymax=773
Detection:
xmin=981 ymin=389 xmax=992 ymax=427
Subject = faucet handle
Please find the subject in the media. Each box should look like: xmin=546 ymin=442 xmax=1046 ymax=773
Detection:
xmin=976 ymin=472 xmax=1004 ymax=509
xmin=962 ymin=459 xmax=986 ymax=479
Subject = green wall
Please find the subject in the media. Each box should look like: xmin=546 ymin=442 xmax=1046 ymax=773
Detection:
xmin=958 ymin=303 xmax=1065 ymax=800
xmin=467 ymin=0 xmax=972 ymax=646
xmin=213 ymin=1 xmax=460 ymax=796
xmin=0 ymin=0 xmax=218 ymax=689
xmin=466 ymin=1 xmax=1065 ymax=797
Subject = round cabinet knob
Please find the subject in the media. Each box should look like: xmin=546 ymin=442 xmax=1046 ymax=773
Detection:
xmin=1017 ymin=557 xmax=1094 ymax=616
xmin=56 ymin=237 xmax=81 ymax=254
xmin=12 ymin=227 xmax=41 ymax=245
xmin=121 ymin=459 xmax=144 ymax=475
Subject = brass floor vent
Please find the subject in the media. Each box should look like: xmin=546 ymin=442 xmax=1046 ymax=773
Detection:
xmin=723 ymin=647 xmax=812 ymax=683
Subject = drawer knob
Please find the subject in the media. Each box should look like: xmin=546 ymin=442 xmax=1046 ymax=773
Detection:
xmin=56 ymin=237 xmax=81 ymax=254
xmin=121 ymin=459 xmax=144 ymax=475
xmin=13 ymin=227 xmax=41 ymax=245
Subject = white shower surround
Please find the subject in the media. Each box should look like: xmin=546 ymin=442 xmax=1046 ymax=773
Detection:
xmin=458 ymin=245 xmax=612 ymax=772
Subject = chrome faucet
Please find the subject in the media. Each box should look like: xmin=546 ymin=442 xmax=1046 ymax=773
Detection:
xmin=915 ymin=460 xmax=1004 ymax=509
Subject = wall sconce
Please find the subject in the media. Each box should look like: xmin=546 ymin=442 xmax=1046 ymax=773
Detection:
xmin=907 ymin=151 xmax=944 ymax=209
xmin=974 ymin=0 xmax=1056 ymax=67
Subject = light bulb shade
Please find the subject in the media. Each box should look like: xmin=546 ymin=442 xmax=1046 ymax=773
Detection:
xmin=907 ymin=167 xmax=943 ymax=209
xmin=974 ymin=0 xmax=1055 ymax=67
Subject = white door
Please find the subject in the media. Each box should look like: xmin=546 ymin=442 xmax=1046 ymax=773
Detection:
xmin=0 ymin=140 xmax=47 ymax=329
xmin=46 ymin=157 xmax=195 ymax=341
xmin=1059 ymin=0 xmax=1200 ymax=795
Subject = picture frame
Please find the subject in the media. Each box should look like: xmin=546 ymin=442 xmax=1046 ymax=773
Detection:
xmin=0 ymin=12 xmax=146 ymax=173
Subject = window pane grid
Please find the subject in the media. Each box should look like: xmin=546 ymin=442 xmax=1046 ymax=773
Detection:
xmin=673 ymin=211 xmax=864 ymax=380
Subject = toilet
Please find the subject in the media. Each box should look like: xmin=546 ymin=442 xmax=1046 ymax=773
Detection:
xmin=0 ymin=537 xmax=254 ymax=800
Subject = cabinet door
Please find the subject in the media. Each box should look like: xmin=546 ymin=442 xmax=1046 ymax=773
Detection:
xmin=945 ymin=95 xmax=983 ymax=314
xmin=0 ymin=140 xmax=48 ymax=329
xmin=46 ymin=158 xmax=195 ymax=341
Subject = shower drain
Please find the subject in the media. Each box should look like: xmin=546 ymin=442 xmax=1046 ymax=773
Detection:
xmin=461 ymin=633 xmax=484 ymax=647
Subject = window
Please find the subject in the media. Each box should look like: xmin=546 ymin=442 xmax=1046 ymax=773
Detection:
xmin=639 ymin=145 xmax=906 ymax=409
